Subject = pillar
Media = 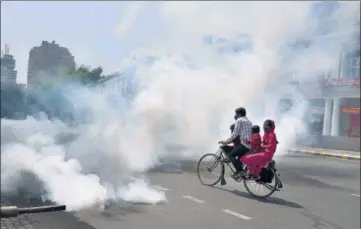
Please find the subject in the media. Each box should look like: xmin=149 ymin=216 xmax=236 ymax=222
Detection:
xmin=322 ymin=99 xmax=332 ymax=136
xmin=331 ymin=98 xmax=341 ymax=136
xmin=339 ymin=51 xmax=344 ymax=79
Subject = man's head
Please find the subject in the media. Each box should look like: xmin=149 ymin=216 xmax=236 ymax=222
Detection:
xmin=234 ymin=107 xmax=246 ymax=119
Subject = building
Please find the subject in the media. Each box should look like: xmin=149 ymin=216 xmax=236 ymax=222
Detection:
xmin=96 ymin=54 xmax=154 ymax=108
xmin=96 ymin=71 xmax=138 ymax=109
xmin=1 ymin=44 xmax=17 ymax=85
xmin=27 ymin=41 xmax=75 ymax=86
xmin=299 ymin=28 xmax=360 ymax=151
xmin=0 ymin=45 xmax=27 ymax=119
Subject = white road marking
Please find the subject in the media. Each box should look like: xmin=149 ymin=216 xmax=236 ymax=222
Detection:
xmin=182 ymin=195 xmax=205 ymax=204
xmin=222 ymin=209 xmax=252 ymax=220
xmin=350 ymin=193 xmax=360 ymax=197
xmin=153 ymin=185 xmax=170 ymax=191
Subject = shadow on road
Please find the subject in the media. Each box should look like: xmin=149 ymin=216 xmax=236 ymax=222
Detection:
xmin=276 ymin=171 xmax=359 ymax=193
xmin=213 ymin=186 xmax=303 ymax=209
xmin=299 ymin=210 xmax=343 ymax=229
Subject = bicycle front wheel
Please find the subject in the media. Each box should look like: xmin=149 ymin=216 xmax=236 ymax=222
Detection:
xmin=197 ymin=153 xmax=224 ymax=186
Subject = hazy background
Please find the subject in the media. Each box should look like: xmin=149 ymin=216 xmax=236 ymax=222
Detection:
xmin=1 ymin=1 xmax=359 ymax=211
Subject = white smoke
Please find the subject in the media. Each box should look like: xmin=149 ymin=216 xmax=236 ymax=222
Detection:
xmin=1 ymin=1 xmax=359 ymax=211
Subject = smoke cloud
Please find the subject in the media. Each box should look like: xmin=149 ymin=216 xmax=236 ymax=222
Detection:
xmin=1 ymin=1 xmax=359 ymax=211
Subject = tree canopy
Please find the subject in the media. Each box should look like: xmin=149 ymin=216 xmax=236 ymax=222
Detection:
xmin=70 ymin=65 xmax=104 ymax=86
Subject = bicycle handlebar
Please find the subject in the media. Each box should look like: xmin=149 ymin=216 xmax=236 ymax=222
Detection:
xmin=1 ymin=205 xmax=66 ymax=218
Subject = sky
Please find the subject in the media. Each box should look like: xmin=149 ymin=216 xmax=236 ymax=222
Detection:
xmin=1 ymin=1 xmax=165 ymax=84
xmin=2 ymin=1 xmax=355 ymax=85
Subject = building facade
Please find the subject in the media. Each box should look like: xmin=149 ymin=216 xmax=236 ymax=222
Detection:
xmin=298 ymin=30 xmax=360 ymax=151
xmin=1 ymin=44 xmax=17 ymax=85
xmin=95 ymin=55 xmax=153 ymax=109
xmin=96 ymin=71 xmax=138 ymax=109
xmin=0 ymin=45 xmax=27 ymax=119
xmin=27 ymin=41 xmax=75 ymax=86
xmin=305 ymin=41 xmax=360 ymax=138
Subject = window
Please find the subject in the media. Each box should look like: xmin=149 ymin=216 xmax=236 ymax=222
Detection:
xmin=341 ymin=49 xmax=360 ymax=79
xmin=309 ymin=98 xmax=325 ymax=107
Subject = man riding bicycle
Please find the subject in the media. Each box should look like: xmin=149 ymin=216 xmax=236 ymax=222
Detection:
xmin=218 ymin=107 xmax=253 ymax=178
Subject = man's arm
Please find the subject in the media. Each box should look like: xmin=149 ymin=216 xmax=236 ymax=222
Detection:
xmin=224 ymin=120 xmax=241 ymax=144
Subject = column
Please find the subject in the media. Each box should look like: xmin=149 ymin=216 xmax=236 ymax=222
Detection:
xmin=339 ymin=51 xmax=344 ymax=79
xmin=331 ymin=98 xmax=341 ymax=136
xmin=322 ymin=98 xmax=332 ymax=136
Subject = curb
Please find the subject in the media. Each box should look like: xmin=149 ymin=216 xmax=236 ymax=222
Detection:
xmin=288 ymin=149 xmax=361 ymax=161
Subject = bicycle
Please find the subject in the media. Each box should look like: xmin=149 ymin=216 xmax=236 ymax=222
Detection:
xmin=197 ymin=147 xmax=283 ymax=199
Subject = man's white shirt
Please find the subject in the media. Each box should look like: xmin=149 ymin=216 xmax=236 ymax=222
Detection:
xmin=225 ymin=116 xmax=252 ymax=149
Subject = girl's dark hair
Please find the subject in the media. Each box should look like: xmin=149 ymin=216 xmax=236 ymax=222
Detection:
xmin=263 ymin=119 xmax=275 ymax=129
xmin=230 ymin=124 xmax=235 ymax=132
xmin=252 ymin=125 xmax=260 ymax=134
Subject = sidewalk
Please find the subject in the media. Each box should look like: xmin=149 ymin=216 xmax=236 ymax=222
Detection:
xmin=288 ymin=147 xmax=360 ymax=161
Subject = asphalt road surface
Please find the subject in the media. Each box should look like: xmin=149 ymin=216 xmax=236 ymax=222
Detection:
xmin=2 ymin=154 xmax=360 ymax=229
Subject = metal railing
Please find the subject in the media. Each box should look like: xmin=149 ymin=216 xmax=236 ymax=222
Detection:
xmin=1 ymin=205 xmax=66 ymax=218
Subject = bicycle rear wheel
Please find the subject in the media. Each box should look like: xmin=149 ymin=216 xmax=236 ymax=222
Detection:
xmin=197 ymin=153 xmax=224 ymax=186
xmin=243 ymin=169 xmax=279 ymax=199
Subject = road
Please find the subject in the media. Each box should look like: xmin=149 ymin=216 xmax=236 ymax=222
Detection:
xmin=2 ymin=154 xmax=360 ymax=229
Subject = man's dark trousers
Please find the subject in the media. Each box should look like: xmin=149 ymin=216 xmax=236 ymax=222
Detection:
xmin=228 ymin=144 xmax=249 ymax=172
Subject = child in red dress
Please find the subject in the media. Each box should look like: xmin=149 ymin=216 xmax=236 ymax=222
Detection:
xmin=248 ymin=125 xmax=262 ymax=153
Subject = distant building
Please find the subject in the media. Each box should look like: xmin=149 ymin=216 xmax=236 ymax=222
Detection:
xmin=286 ymin=23 xmax=360 ymax=151
xmin=1 ymin=44 xmax=17 ymax=85
xmin=96 ymin=72 xmax=138 ymax=109
xmin=95 ymin=54 xmax=153 ymax=108
xmin=0 ymin=44 xmax=26 ymax=119
xmin=27 ymin=40 xmax=75 ymax=86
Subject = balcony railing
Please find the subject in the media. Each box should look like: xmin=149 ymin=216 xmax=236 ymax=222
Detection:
xmin=322 ymin=78 xmax=360 ymax=87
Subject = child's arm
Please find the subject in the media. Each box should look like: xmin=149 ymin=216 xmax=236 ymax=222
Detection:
xmin=224 ymin=121 xmax=241 ymax=144
xmin=262 ymin=134 xmax=278 ymax=149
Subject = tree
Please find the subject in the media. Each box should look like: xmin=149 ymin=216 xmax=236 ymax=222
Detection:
xmin=70 ymin=65 xmax=104 ymax=85
xmin=24 ymin=65 xmax=104 ymax=121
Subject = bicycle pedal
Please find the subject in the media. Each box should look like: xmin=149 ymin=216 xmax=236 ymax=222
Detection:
xmin=230 ymin=174 xmax=240 ymax=181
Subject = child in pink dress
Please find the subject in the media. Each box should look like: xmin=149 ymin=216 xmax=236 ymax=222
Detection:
xmin=240 ymin=119 xmax=278 ymax=177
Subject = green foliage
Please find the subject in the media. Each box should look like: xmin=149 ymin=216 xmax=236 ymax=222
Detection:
xmin=71 ymin=65 xmax=104 ymax=85
xmin=25 ymin=64 xmax=104 ymax=119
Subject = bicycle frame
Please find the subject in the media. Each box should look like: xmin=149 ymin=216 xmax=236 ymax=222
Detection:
xmin=215 ymin=148 xmax=237 ymax=174
xmin=197 ymin=148 xmax=283 ymax=197
xmin=216 ymin=148 xmax=281 ymax=186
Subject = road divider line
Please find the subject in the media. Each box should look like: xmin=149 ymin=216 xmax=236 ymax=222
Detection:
xmin=182 ymin=195 xmax=205 ymax=204
xmin=222 ymin=209 xmax=252 ymax=220
xmin=153 ymin=185 xmax=170 ymax=191
xmin=350 ymin=193 xmax=360 ymax=197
